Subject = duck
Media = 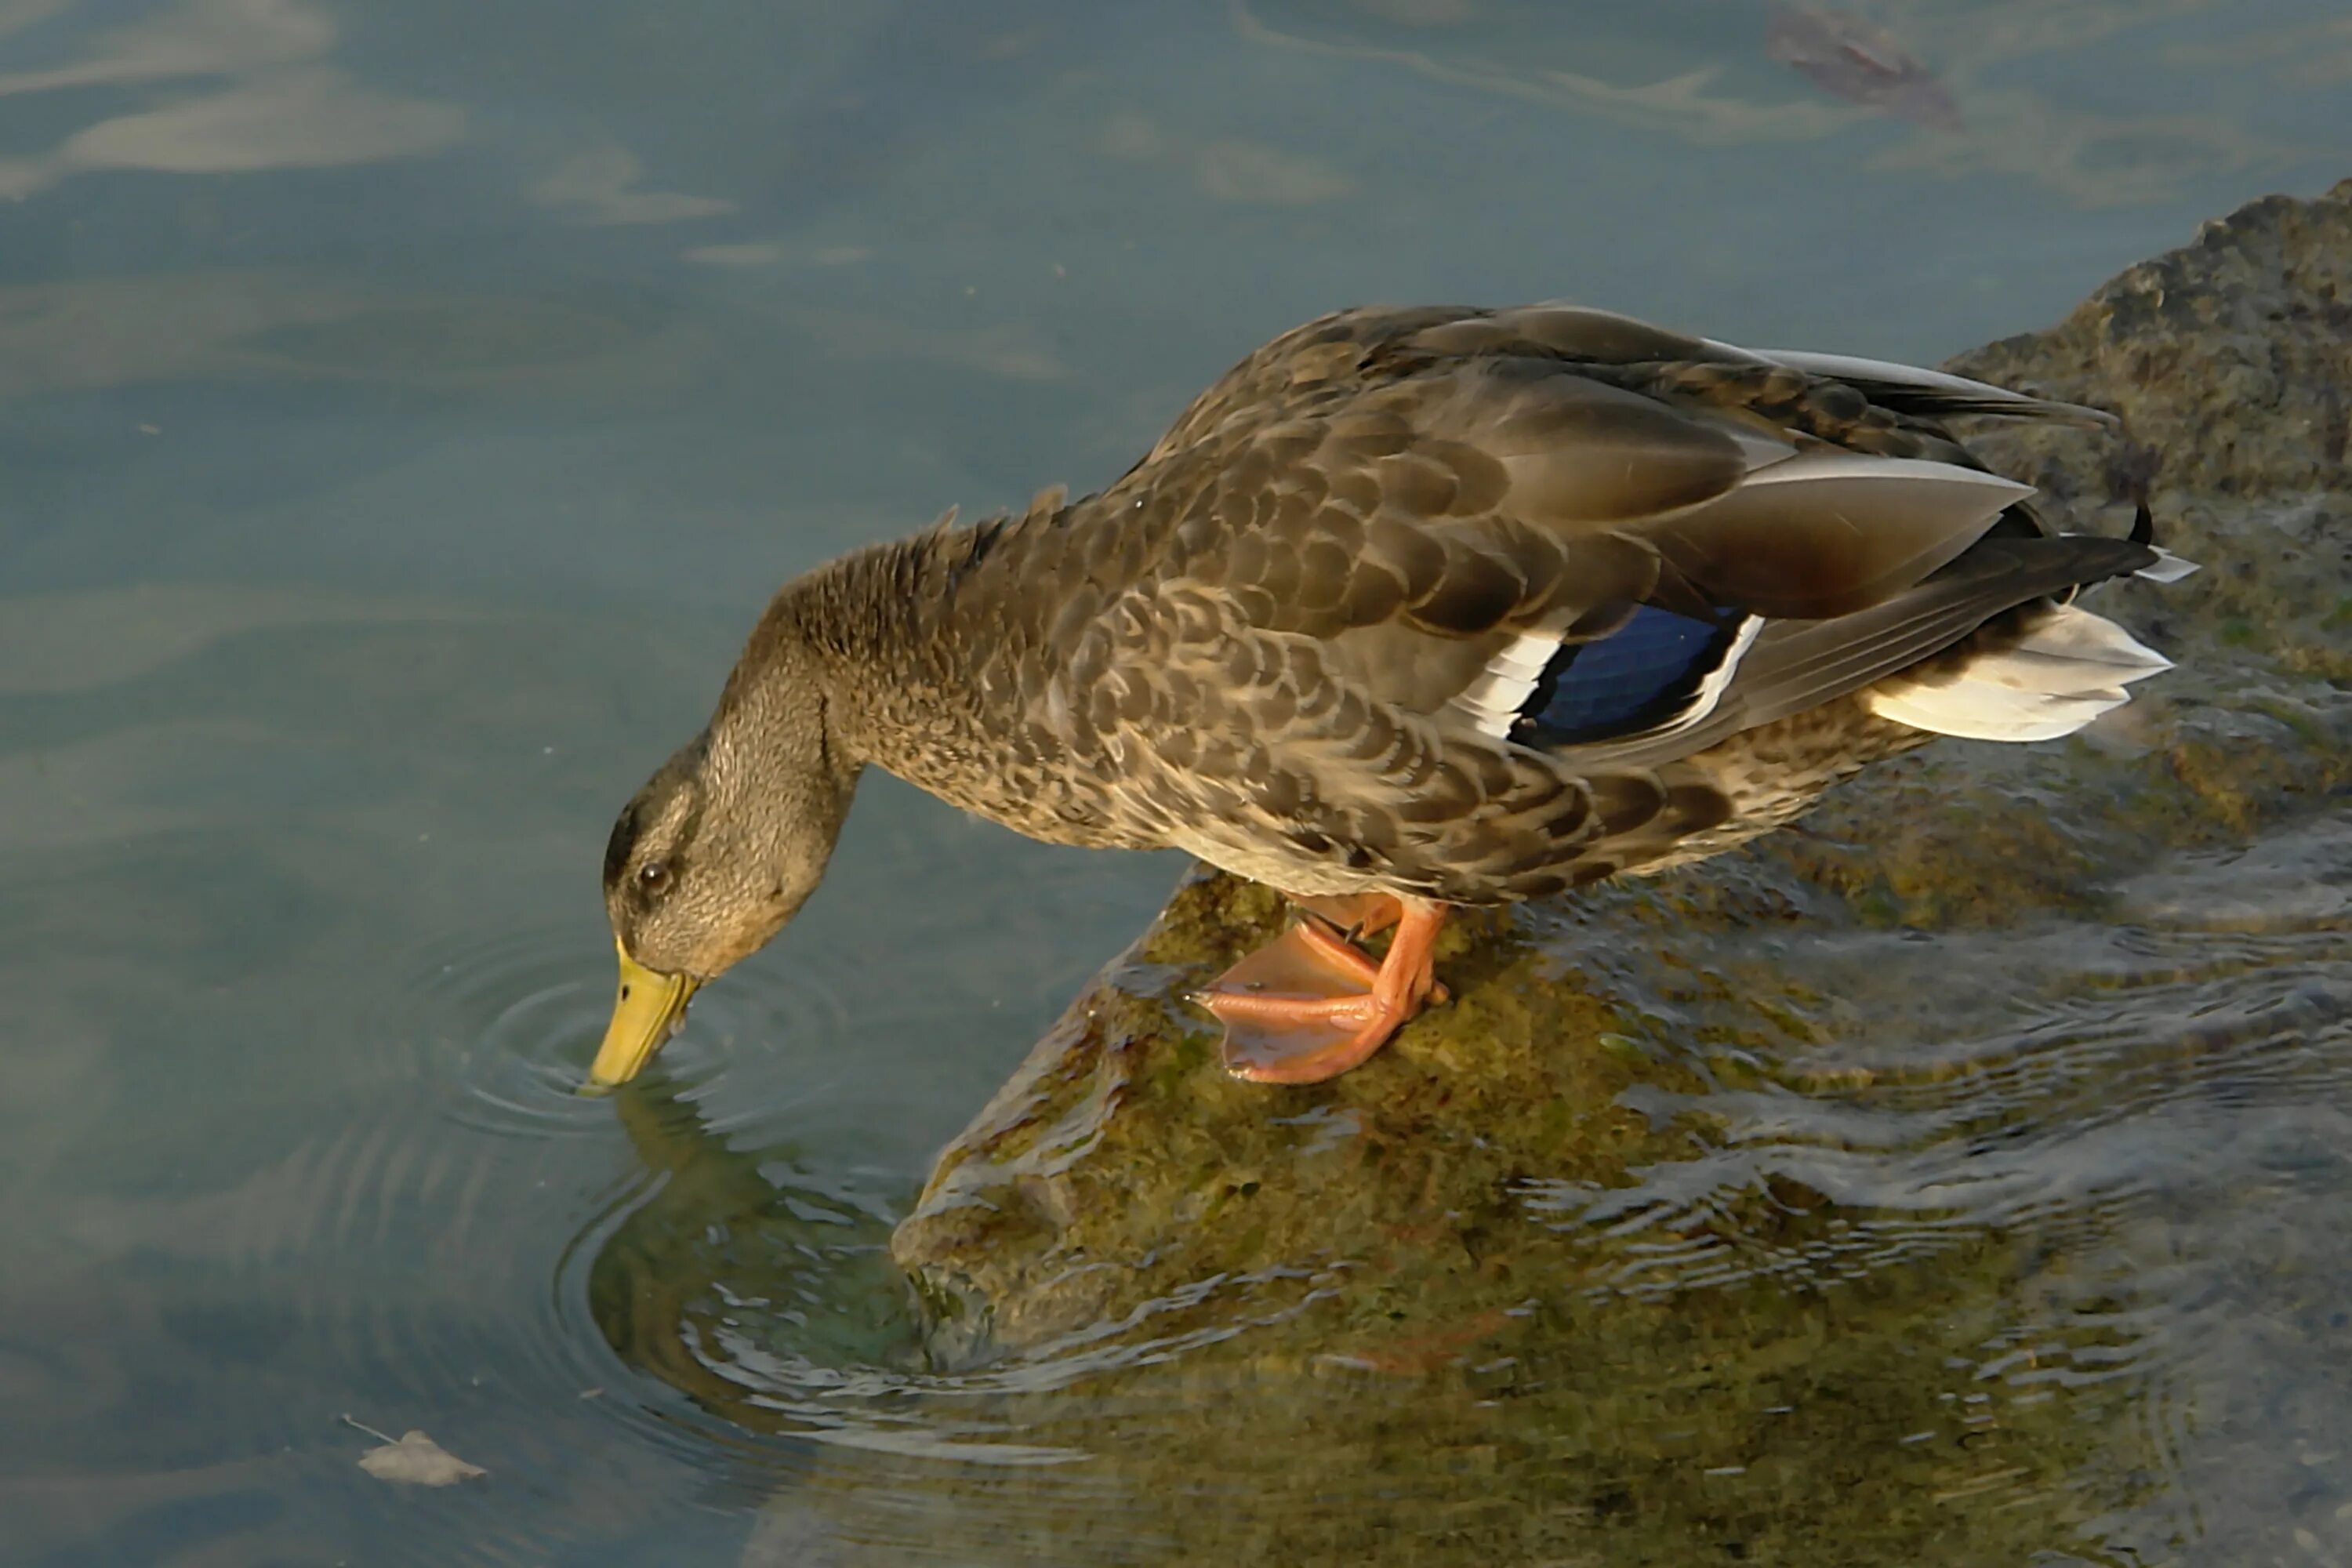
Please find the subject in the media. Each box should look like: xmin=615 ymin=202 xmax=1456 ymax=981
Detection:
xmin=586 ymin=303 xmax=2191 ymax=1090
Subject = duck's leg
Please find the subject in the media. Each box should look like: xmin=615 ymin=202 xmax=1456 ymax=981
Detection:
xmin=1290 ymin=892 xmax=1405 ymax=940
xmin=1198 ymin=896 xmax=1450 ymax=1084
xmin=1289 ymin=893 xmax=1447 ymax=1004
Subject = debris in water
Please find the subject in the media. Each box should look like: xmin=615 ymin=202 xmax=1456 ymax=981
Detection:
xmin=1766 ymin=6 xmax=1962 ymax=131
xmin=343 ymin=1414 xmax=488 ymax=1486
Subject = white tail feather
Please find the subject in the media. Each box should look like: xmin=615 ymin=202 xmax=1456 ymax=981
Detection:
xmin=1864 ymin=605 xmax=2171 ymax=742
xmin=1866 ymin=681 xmax=2132 ymax=742
xmin=2136 ymin=547 xmax=2199 ymax=583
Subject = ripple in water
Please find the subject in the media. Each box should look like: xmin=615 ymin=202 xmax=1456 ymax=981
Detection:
xmin=243 ymin=880 xmax=1105 ymax=1559
xmin=151 ymin=916 xmax=896 ymax=1563
xmin=358 ymin=923 xmax=859 ymax=1140
xmin=160 ymin=1114 xmax=750 ymax=1566
xmin=563 ymin=818 xmax=2352 ymax=1563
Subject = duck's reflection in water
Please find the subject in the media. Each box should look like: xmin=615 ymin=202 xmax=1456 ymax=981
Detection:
xmin=585 ymin=1008 xmax=2252 ymax=1568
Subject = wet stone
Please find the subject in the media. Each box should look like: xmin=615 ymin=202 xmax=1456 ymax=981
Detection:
xmin=608 ymin=180 xmax=2352 ymax=1568
xmin=869 ymin=183 xmax=2352 ymax=1560
xmin=891 ymin=176 xmax=2352 ymax=1370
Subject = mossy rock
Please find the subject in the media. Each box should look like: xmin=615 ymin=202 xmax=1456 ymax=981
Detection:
xmin=893 ymin=176 xmax=2352 ymax=1366
xmin=871 ymin=181 xmax=2347 ymax=1560
xmin=593 ymin=180 xmax=2352 ymax=1567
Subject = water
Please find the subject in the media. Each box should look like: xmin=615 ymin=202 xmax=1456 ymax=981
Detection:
xmin=0 ymin=1 xmax=2344 ymax=1562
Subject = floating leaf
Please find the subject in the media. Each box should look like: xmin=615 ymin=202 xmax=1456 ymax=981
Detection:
xmin=343 ymin=1414 xmax=486 ymax=1486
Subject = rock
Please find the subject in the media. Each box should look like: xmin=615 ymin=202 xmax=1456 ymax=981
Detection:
xmin=891 ymin=177 xmax=2352 ymax=1365
xmin=862 ymin=183 xmax=2350 ymax=1558
xmin=597 ymin=180 xmax=2352 ymax=1567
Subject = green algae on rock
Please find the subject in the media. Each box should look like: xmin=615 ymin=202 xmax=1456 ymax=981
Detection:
xmin=600 ymin=1039 xmax=2157 ymax=1567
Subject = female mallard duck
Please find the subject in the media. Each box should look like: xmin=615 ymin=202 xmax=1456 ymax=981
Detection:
xmin=589 ymin=303 xmax=2190 ymax=1089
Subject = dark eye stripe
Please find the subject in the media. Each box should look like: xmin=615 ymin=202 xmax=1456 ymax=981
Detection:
xmin=602 ymin=800 xmax=645 ymax=887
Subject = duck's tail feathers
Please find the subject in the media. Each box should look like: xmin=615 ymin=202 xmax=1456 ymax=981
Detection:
xmin=2125 ymin=503 xmax=2201 ymax=583
xmin=1862 ymin=603 xmax=2173 ymax=742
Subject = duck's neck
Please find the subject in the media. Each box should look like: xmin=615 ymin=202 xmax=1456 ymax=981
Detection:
xmin=734 ymin=517 xmax=1037 ymax=795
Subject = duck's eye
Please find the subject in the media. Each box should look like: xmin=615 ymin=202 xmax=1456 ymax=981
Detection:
xmin=637 ymin=861 xmax=673 ymax=896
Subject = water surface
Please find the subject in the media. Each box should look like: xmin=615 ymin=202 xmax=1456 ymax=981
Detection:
xmin=1 ymin=1 xmax=2347 ymax=1563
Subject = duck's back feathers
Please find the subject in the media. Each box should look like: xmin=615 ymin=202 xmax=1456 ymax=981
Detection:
xmin=1722 ymin=347 xmax=2120 ymax=426
xmin=834 ymin=302 xmax=2183 ymax=903
xmin=1116 ymin=304 xmax=2151 ymax=738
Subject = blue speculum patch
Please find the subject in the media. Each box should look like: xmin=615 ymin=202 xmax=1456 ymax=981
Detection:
xmin=1521 ymin=605 xmax=1747 ymax=742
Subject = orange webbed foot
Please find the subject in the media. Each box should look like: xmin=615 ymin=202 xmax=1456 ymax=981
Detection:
xmin=1195 ymin=898 xmax=1450 ymax=1084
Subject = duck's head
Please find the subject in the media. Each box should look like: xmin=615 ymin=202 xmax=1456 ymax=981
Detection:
xmin=586 ymin=653 xmax=858 ymax=1088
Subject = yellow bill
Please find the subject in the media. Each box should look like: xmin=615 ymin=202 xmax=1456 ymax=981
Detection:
xmin=585 ymin=946 xmax=700 ymax=1089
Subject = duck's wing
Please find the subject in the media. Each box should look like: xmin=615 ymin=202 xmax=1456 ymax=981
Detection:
xmin=1134 ymin=303 xmax=2111 ymax=474
xmin=1540 ymin=531 xmax=2158 ymax=772
xmin=1050 ymin=306 xmax=2156 ymax=894
xmin=1102 ymin=304 xmax=2143 ymax=728
xmin=1716 ymin=347 xmax=2116 ymax=426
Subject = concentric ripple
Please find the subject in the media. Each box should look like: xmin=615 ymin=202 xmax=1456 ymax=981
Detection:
xmin=350 ymin=922 xmax=861 ymax=1140
xmin=561 ymin=814 xmax=2352 ymax=1563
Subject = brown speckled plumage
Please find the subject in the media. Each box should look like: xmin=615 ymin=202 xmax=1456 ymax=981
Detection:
xmin=590 ymin=302 xmax=2181 ymax=1086
xmin=735 ymin=304 xmax=2153 ymax=903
